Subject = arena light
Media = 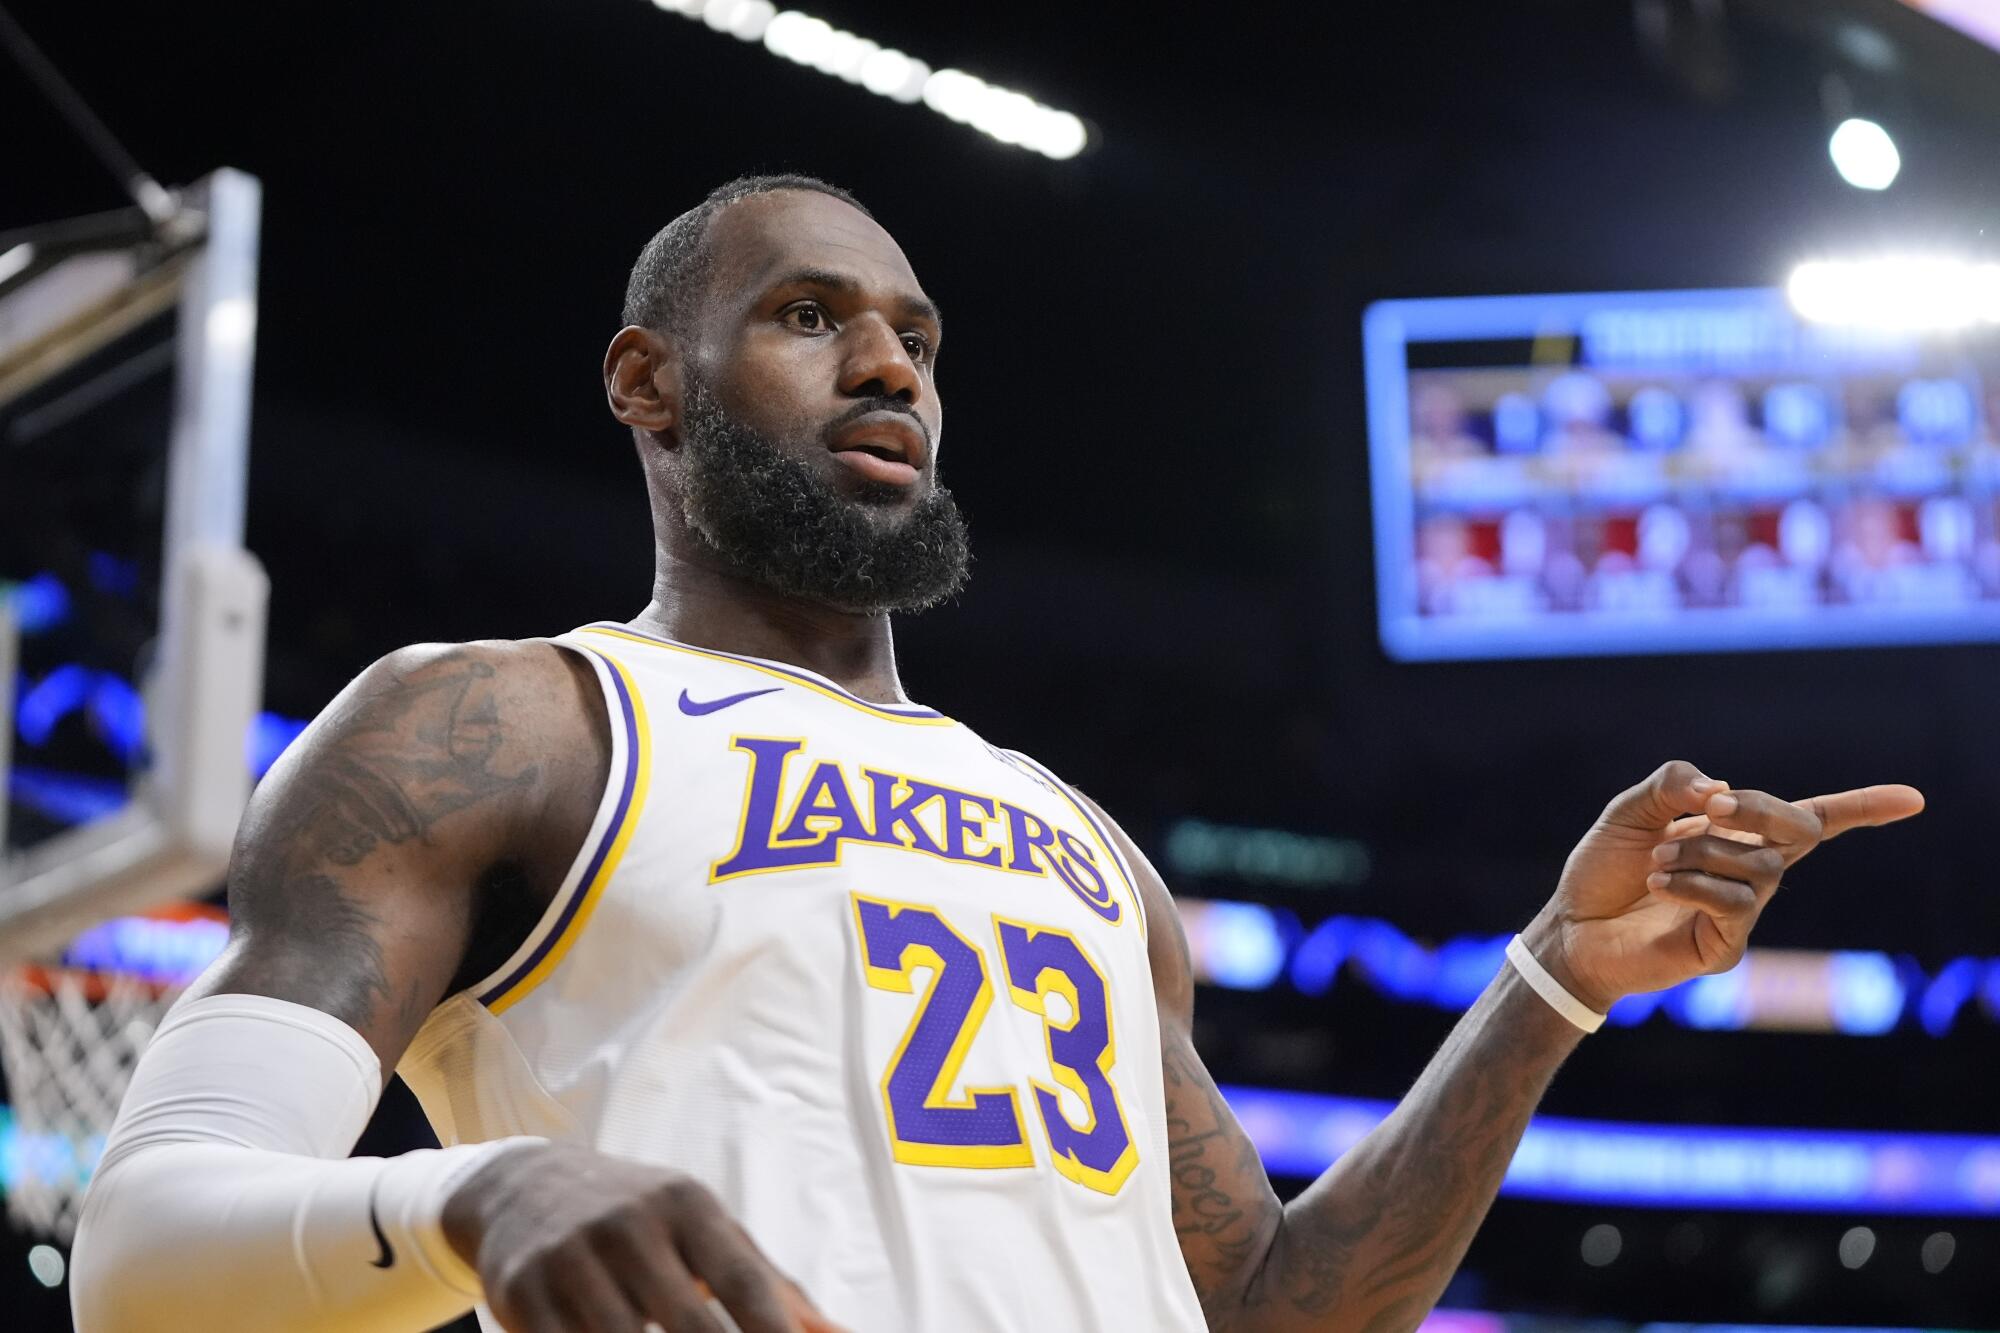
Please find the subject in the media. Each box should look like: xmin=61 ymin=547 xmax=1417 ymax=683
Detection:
xmin=7 ymin=1077 xmax=1994 ymax=1216
xmin=62 ymin=907 xmax=230 ymax=985
xmin=1828 ymin=116 xmax=1900 ymax=190
xmin=1787 ymin=256 xmax=2000 ymax=328
xmin=1172 ymin=895 xmax=2000 ymax=1037
xmin=27 ymin=1243 xmax=65 ymax=1288
xmin=646 ymin=0 xmax=1090 ymax=160
xmin=1227 ymin=1086 xmax=2000 ymax=1214
xmin=1162 ymin=817 xmax=1371 ymax=888
xmin=1175 ymin=899 xmax=1291 ymax=990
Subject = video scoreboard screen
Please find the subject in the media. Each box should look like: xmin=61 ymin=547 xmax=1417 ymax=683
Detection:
xmin=1362 ymin=287 xmax=2000 ymax=660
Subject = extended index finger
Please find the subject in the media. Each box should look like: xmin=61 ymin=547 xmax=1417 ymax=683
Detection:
xmin=1798 ymin=784 xmax=1926 ymax=840
xmin=1703 ymin=787 xmax=1821 ymax=850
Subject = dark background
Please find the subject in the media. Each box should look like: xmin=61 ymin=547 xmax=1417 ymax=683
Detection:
xmin=3 ymin=0 xmax=1996 ymax=1325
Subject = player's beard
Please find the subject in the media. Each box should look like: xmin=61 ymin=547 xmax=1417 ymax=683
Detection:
xmin=674 ymin=373 xmax=972 ymax=615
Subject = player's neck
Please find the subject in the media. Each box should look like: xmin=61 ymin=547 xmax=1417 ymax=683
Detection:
xmin=633 ymin=546 xmax=910 ymax=705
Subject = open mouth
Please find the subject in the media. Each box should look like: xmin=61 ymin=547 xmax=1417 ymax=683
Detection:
xmin=828 ymin=411 xmax=928 ymax=485
xmin=840 ymin=441 xmax=906 ymax=463
xmin=829 ymin=423 xmax=924 ymax=487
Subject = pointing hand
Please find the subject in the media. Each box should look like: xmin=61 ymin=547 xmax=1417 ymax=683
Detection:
xmin=1521 ymin=760 xmax=1924 ymax=1014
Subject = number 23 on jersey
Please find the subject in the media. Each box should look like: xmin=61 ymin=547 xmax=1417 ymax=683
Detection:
xmin=851 ymin=894 xmax=1138 ymax=1195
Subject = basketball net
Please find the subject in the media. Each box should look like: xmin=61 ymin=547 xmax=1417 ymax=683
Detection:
xmin=0 ymin=963 xmax=184 ymax=1241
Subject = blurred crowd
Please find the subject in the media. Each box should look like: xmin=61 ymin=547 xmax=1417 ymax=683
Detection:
xmin=1408 ymin=369 xmax=2000 ymax=619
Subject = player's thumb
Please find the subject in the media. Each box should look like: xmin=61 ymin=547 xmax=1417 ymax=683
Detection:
xmin=1603 ymin=759 xmax=1726 ymax=829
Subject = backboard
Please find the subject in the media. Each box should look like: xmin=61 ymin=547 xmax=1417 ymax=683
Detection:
xmin=0 ymin=167 xmax=267 ymax=965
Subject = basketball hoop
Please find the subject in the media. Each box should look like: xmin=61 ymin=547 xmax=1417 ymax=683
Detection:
xmin=0 ymin=962 xmax=184 ymax=1241
xmin=0 ymin=168 xmax=265 ymax=1243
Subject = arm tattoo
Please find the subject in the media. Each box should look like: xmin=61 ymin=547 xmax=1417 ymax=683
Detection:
xmin=1205 ymin=971 xmax=1579 ymax=1332
xmin=243 ymin=871 xmax=397 ymax=1029
xmin=1164 ymin=1040 xmax=1282 ymax=1324
xmin=307 ymin=657 xmax=531 ymax=867
xmin=1100 ymin=786 xmax=1578 ymax=1332
xmin=224 ymin=652 xmax=538 ymax=1034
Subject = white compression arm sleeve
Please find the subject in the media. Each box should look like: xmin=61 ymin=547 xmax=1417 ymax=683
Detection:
xmin=70 ymin=993 xmax=543 ymax=1332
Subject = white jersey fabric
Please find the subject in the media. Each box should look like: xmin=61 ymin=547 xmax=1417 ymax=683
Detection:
xmin=400 ymin=623 xmax=1206 ymax=1332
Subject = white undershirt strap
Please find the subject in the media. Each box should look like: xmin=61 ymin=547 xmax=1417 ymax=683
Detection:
xmin=70 ymin=992 xmax=542 ymax=1332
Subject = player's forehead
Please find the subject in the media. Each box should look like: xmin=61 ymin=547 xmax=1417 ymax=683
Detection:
xmin=704 ymin=190 xmax=931 ymax=316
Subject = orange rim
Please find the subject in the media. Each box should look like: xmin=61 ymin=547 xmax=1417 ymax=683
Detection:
xmin=0 ymin=901 xmax=224 ymax=1002
xmin=4 ymin=963 xmax=180 ymax=1002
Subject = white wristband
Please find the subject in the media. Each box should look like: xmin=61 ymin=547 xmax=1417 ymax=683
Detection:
xmin=1506 ymin=935 xmax=1605 ymax=1033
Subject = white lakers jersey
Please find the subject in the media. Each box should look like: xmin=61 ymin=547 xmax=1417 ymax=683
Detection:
xmin=400 ymin=623 xmax=1207 ymax=1332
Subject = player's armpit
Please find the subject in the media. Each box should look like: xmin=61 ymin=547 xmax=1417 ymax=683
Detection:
xmin=182 ymin=638 xmax=610 ymax=1072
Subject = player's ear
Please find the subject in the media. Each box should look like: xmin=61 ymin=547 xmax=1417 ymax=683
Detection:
xmin=604 ymin=325 xmax=682 ymax=444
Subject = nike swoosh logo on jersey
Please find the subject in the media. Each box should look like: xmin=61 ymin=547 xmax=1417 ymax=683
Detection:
xmin=678 ymin=686 xmax=782 ymax=716
xmin=366 ymin=1185 xmax=395 ymax=1269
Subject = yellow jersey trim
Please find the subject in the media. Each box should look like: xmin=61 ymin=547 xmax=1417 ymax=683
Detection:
xmin=484 ymin=648 xmax=652 ymax=1015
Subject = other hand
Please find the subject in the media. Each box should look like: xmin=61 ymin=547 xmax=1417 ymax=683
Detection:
xmin=442 ymin=1141 xmax=847 ymax=1333
xmin=1525 ymin=760 xmax=1924 ymax=1013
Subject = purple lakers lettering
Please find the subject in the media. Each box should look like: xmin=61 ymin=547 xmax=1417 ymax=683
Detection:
xmin=711 ymin=737 xmax=1120 ymax=922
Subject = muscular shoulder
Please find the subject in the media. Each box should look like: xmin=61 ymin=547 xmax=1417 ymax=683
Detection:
xmin=327 ymin=636 xmax=598 ymax=754
xmin=282 ymin=637 xmax=604 ymax=808
xmin=194 ymin=637 xmax=611 ymax=1065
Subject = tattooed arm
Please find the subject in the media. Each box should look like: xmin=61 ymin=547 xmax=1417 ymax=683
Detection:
xmin=1111 ymin=815 xmax=1578 ymax=1333
xmin=70 ymin=641 xmax=608 ymax=1331
xmin=83 ymin=640 xmax=846 ymax=1333
xmin=180 ymin=639 xmax=609 ymax=1067
xmin=1162 ymin=919 xmax=1578 ymax=1331
xmin=1081 ymin=760 xmax=1923 ymax=1332
xmin=140 ymin=638 xmax=846 ymax=1333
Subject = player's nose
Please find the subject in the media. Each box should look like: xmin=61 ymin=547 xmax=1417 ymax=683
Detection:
xmin=837 ymin=314 xmax=922 ymax=406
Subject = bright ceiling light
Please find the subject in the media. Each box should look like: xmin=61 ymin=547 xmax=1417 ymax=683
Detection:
xmin=972 ymin=86 xmax=1040 ymax=146
xmin=858 ymin=48 xmax=926 ymax=103
xmin=921 ymin=68 xmax=986 ymax=124
xmin=1786 ymin=256 xmax=2000 ymax=329
xmin=1828 ymin=117 xmax=1900 ymax=190
xmin=1034 ymin=110 xmax=1088 ymax=161
xmin=723 ymin=0 xmax=775 ymax=41
xmin=809 ymin=28 xmax=865 ymax=78
xmin=764 ymin=11 xmax=832 ymax=64
xmin=656 ymin=3 xmax=1089 ymax=160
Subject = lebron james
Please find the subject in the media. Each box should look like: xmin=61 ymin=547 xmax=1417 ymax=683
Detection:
xmin=69 ymin=176 xmax=1923 ymax=1333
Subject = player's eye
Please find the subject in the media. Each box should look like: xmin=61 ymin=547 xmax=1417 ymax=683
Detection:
xmin=783 ymin=302 xmax=832 ymax=333
xmin=900 ymin=333 xmax=933 ymax=363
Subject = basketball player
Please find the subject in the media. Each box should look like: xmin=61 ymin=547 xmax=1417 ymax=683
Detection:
xmin=69 ymin=177 xmax=1923 ymax=1332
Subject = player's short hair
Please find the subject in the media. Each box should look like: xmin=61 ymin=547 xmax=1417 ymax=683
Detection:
xmin=622 ymin=174 xmax=873 ymax=336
